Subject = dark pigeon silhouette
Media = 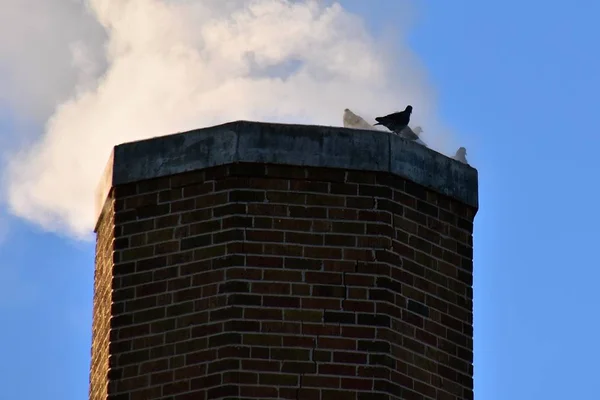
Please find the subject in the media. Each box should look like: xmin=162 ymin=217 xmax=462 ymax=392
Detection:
xmin=374 ymin=105 xmax=413 ymax=134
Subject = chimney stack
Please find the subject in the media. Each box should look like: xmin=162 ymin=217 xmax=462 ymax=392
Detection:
xmin=90 ymin=121 xmax=478 ymax=400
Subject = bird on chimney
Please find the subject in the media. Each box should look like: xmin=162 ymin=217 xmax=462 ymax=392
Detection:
xmin=374 ymin=105 xmax=413 ymax=134
xmin=399 ymin=126 xmax=428 ymax=147
xmin=400 ymin=125 xmax=423 ymax=140
xmin=452 ymin=147 xmax=469 ymax=164
xmin=343 ymin=108 xmax=374 ymax=130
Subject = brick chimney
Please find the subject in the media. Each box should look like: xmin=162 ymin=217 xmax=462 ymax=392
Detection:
xmin=90 ymin=121 xmax=478 ymax=400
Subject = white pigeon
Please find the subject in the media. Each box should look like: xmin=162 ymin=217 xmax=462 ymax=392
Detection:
xmin=399 ymin=126 xmax=428 ymax=147
xmin=452 ymin=147 xmax=469 ymax=164
xmin=343 ymin=108 xmax=376 ymax=130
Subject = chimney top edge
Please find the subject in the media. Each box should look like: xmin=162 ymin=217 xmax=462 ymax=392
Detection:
xmin=94 ymin=120 xmax=478 ymax=227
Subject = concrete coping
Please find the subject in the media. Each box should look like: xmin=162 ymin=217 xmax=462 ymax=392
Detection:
xmin=95 ymin=120 xmax=479 ymax=226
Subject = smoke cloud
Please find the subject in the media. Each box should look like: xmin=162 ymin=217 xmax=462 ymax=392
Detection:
xmin=1 ymin=0 xmax=454 ymax=241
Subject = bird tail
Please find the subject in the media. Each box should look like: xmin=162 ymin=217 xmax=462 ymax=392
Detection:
xmin=374 ymin=117 xmax=384 ymax=126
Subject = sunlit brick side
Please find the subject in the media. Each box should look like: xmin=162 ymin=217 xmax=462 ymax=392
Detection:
xmin=90 ymin=198 xmax=114 ymax=400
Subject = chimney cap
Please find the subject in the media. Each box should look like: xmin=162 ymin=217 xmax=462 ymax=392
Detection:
xmin=95 ymin=120 xmax=478 ymax=228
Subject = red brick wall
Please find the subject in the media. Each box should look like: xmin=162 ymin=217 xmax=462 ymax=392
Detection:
xmin=91 ymin=162 xmax=476 ymax=400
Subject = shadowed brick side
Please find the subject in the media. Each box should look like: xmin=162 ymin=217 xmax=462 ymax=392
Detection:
xmin=92 ymin=163 xmax=476 ymax=400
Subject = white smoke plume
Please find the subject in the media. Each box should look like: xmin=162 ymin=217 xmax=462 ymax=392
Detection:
xmin=1 ymin=0 xmax=454 ymax=241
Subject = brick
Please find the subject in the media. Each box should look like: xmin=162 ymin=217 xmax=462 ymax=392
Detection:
xmin=343 ymin=300 xmax=375 ymax=313
xmin=332 ymin=221 xmax=365 ymax=234
xmin=328 ymin=208 xmax=358 ymax=220
xmin=330 ymin=182 xmax=357 ymax=195
xmin=206 ymin=384 xmax=238 ymax=399
xmin=208 ymin=306 xmax=243 ymax=322
xmin=376 ymin=302 xmax=401 ymax=320
xmin=333 ymin=351 xmax=368 ymax=364
xmin=305 ymin=271 xmax=343 ymax=285
xmin=242 ymin=359 xmax=280 ymax=371
xmin=303 ymin=375 xmax=340 ymax=388
xmin=248 ymin=203 xmax=288 ymax=217
xmin=319 ymin=337 xmax=357 ymax=350
xmin=323 ymin=311 xmax=355 ymax=324
xmin=306 ymin=193 xmax=345 ymax=206
xmin=341 ymin=378 xmax=373 ymax=391
xmin=356 ymin=313 xmax=390 ymax=328
xmin=225 ymin=267 xmax=261 ymax=280
xmin=284 ymin=257 xmax=322 ymax=270
xmin=357 ymin=367 xmax=390 ymax=382
xmin=359 ymin=236 xmax=391 ymax=250
xmin=253 ymin=216 xmax=272 ymax=229
xmin=223 ymin=370 xmax=258 ymax=384
xmin=261 ymin=321 xmax=301 ymax=334
xmin=323 ymin=260 xmax=356 ymax=272
xmin=273 ymin=218 xmax=311 ymax=231
xmin=213 ymin=228 xmax=245 ymax=243
xmin=283 ymin=309 xmax=323 ymax=322
xmin=240 ymin=385 xmax=279 ymax=397
xmin=358 ymin=184 xmax=392 ymax=198
xmin=246 ymin=229 xmax=283 ymax=242
xmin=343 ymin=249 xmax=375 ymax=262
xmin=285 ymin=231 xmax=323 ymax=245
xmin=166 ymin=251 xmax=194 ymax=267
xmin=311 ymin=220 xmax=332 ymax=232
xmin=150 ymin=371 xmax=173 ymax=386
xmin=407 ymin=299 xmax=430 ymax=318
xmin=263 ymin=243 xmax=303 ymax=257
xmin=117 ymin=271 xmax=152 ymax=290
xmin=293 ymin=284 xmax=311 ymax=297
xmin=266 ymin=191 xmax=306 ymax=204
xmin=155 ymin=240 xmax=180 ymax=255
xmin=136 ymin=255 xmax=168 ymax=272
xmin=347 ymin=287 xmax=368 ymax=300
xmin=207 ymin=358 xmax=240 ymax=374
xmin=304 ymin=246 xmax=343 ymax=259
xmin=228 ymin=189 xmax=265 ymax=203
xmin=341 ymin=326 xmax=375 ymax=339
xmin=318 ymin=364 xmax=356 ymax=376
xmin=262 ymin=295 xmax=300 ymax=308
xmin=283 ymin=335 xmax=316 ymax=348
xmin=327 ymin=233 xmax=360 ymax=247
xmin=312 ymin=349 xmax=332 ymax=362
xmin=302 ymin=297 xmax=341 ymax=310
xmin=282 ymin=361 xmax=316 ymax=374
xmin=244 ymin=307 xmax=282 ymax=320
xmin=263 ymin=269 xmax=301 ymax=281
xmin=259 ymin=373 xmax=298 ymax=386
xmin=346 ymin=196 xmax=375 ymax=209
xmin=252 ymin=282 xmax=290 ymax=295
xmin=313 ymin=285 xmax=345 ymax=298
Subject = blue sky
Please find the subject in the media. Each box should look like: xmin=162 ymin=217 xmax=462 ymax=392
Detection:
xmin=1 ymin=1 xmax=599 ymax=399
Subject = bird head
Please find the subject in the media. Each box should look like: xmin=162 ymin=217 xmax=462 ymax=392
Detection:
xmin=456 ymin=147 xmax=467 ymax=156
xmin=405 ymin=105 xmax=413 ymax=113
xmin=344 ymin=108 xmax=350 ymax=112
